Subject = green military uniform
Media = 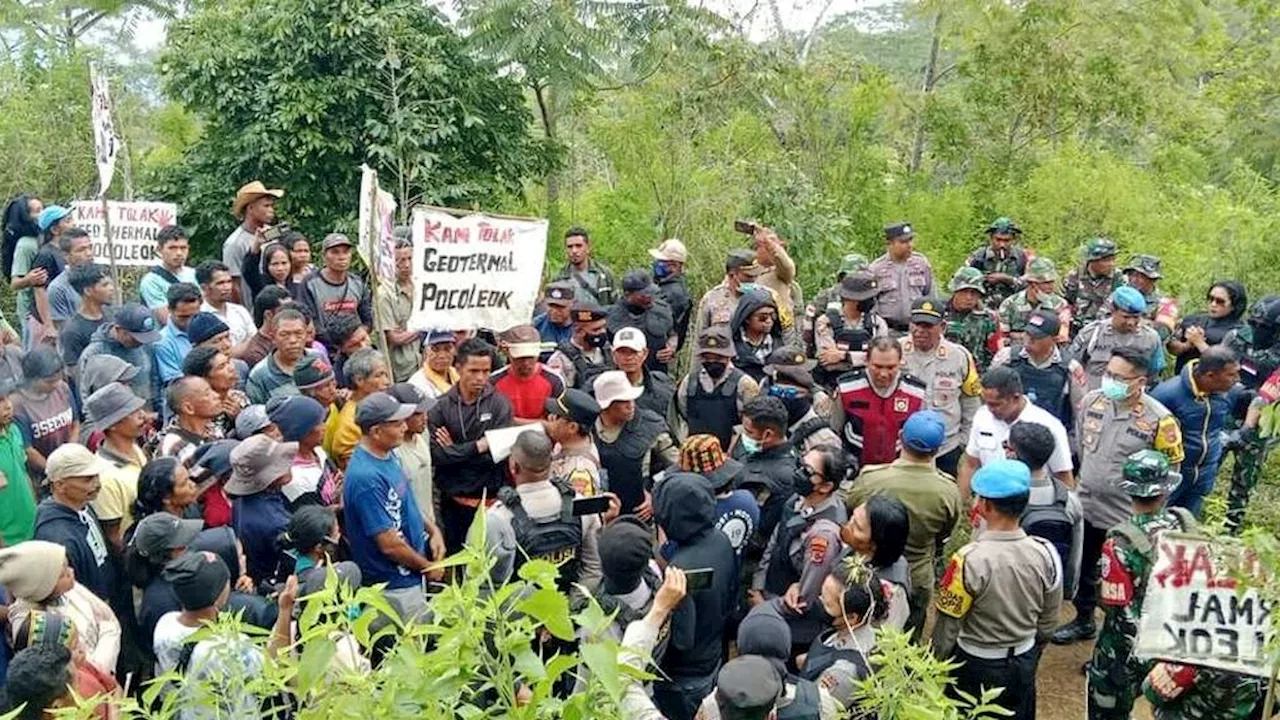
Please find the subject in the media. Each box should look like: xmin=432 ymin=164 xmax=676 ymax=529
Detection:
xmin=965 ymin=217 xmax=1029 ymax=310
xmin=944 ymin=267 xmax=1002 ymax=371
xmin=997 ymin=257 xmax=1071 ymax=345
xmin=1221 ymin=297 xmax=1280 ymax=533
xmin=804 ymin=253 xmax=869 ymax=356
xmin=1143 ymin=662 xmax=1263 ymax=720
xmin=1063 ymin=237 xmax=1124 ymax=337
xmin=1087 ymin=451 xmax=1197 ymax=720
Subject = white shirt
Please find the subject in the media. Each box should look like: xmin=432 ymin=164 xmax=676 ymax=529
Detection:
xmin=965 ymin=400 xmax=1073 ymax=474
xmin=201 ymin=300 xmax=256 ymax=346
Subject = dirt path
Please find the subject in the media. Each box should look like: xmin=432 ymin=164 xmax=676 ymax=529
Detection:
xmin=1035 ymin=608 xmax=1154 ymax=720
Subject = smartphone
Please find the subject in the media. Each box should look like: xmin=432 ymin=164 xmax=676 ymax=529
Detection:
xmin=733 ymin=220 xmax=757 ymax=235
xmin=572 ymin=495 xmax=612 ymax=517
xmin=684 ymin=567 xmax=714 ymax=592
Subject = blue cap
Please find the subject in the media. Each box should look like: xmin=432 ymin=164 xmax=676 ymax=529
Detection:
xmin=422 ymin=329 xmax=455 ymax=348
xmin=37 ymin=205 xmax=70 ymax=232
xmin=972 ymin=459 xmax=1032 ymax=499
xmin=902 ymin=410 xmax=947 ymax=453
xmin=187 ymin=312 xmax=230 ymax=345
xmin=1112 ymin=286 xmax=1147 ymax=314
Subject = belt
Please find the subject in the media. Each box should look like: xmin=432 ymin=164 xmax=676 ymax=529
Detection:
xmin=957 ymin=637 xmax=1035 ymax=660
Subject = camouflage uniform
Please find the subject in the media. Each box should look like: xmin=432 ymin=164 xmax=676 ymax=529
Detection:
xmin=1122 ymin=254 xmax=1181 ymax=342
xmin=1087 ymin=450 xmax=1196 ymax=720
xmin=944 ymin=267 xmax=1002 ymax=371
xmin=804 ymin=253 xmax=869 ymax=356
xmin=1143 ymin=662 xmax=1263 ymax=720
xmin=1063 ymin=237 xmax=1124 ymax=337
xmin=965 ymin=217 xmax=1029 ymax=310
xmin=997 ymin=257 xmax=1072 ymax=346
xmin=1221 ymin=297 xmax=1280 ymax=533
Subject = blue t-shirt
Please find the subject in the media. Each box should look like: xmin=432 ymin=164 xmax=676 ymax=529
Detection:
xmin=139 ymin=265 xmax=198 ymax=310
xmin=714 ymin=489 xmax=760 ymax=556
xmin=533 ymin=313 xmax=573 ymax=346
xmin=343 ymin=445 xmax=427 ymax=589
xmin=154 ymin=322 xmax=192 ymax=384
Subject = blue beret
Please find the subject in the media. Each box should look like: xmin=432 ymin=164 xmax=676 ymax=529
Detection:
xmin=1112 ymin=286 xmax=1147 ymax=314
xmin=972 ymin=459 xmax=1031 ymax=499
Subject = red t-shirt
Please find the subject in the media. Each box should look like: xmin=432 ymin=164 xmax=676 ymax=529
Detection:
xmin=491 ymin=365 xmax=564 ymax=420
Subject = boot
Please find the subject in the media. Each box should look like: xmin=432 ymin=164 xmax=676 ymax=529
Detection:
xmin=1051 ymin=616 xmax=1097 ymax=645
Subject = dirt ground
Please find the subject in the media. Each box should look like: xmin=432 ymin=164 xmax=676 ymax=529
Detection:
xmin=1035 ymin=607 xmax=1154 ymax=720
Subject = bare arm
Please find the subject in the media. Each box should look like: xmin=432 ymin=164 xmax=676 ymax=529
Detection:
xmin=373 ymin=528 xmax=433 ymax=574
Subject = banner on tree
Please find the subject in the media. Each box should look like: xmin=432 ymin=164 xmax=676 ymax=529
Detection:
xmin=409 ymin=207 xmax=548 ymax=331
xmin=71 ymin=201 xmax=179 ymax=266
xmin=1133 ymin=532 xmax=1273 ymax=677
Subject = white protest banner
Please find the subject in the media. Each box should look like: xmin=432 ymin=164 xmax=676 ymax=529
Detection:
xmin=409 ymin=207 xmax=548 ymax=331
xmin=71 ymin=201 xmax=178 ymax=267
xmin=1133 ymin=532 xmax=1274 ymax=677
xmin=89 ymin=62 xmax=120 ymax=196
xmin=357 ymin=164 xmax=397 ymax=283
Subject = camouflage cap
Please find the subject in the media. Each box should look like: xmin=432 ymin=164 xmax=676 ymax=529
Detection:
xmin=1084 ymin=236 xmax=1119 ymax=261
xmin=838 ymin=253 xmax=870 ymax=276
xmin=1123 ymin=254 xmax=1162 ymax=279
xmin=986 ymin=216 xmax=1021 ymax=236
xmin=1023 ymin=257 xmax=1059 ymax=282
xmin=1119 ymin=449 xmax=1173 ymax=498
xmin=947 ymin=266 xmax=987 ymax=294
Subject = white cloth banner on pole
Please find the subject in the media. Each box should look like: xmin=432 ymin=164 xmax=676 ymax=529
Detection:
xmin=89 ymin=62 xmax=121 ymax=197
xmin=71 ymin=201 xmax=178 ymax=267
xmin=357 ymin=164 xmax=397 ymax=283
xmin=409 ymin=207 xmax=548 ymax=332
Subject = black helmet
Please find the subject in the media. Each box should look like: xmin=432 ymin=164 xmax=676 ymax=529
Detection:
xmin=1248 ymin=295 xmax=1280 ymax=348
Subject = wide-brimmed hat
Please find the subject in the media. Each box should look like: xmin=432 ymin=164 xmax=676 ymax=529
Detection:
xmin=648 ymin=239 xmax=688 ymax=263
xmin=84 ymin=383 xmax=147 ymax=433
xmin=225 ymin=435 xmax=298 ymax=496
xmin=231 ymin=181 xmax=284 ymax=218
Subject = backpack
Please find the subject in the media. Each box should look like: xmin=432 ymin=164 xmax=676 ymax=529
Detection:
xmin=1019 ymin=479 xmax=1074 ymax=580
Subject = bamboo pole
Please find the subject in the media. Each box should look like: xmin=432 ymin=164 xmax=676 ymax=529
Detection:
xmin=366 ymin=168 xmax=394 ymax=373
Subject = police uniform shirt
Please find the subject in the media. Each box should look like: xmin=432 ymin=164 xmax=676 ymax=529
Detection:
xmin=965 ymin=401 xmax=1073 ymax=473
xmin=546 ymin=342 xmax=605 ymax=389
xmin=752 ymin=494 xmax=846 ymax=601
xmin=899 ymin=337 xmax=982 ymax=454
xmin=694 ymin=281 xmax=739 ymax=339
xmin=1068 ymin=318 xmax=1165 ymax=390
xmin=550 ymin=439 xmax=606 ymax=497
xmin=1076 ymin=390 xmax=1185 ymax=529
xmin=869 ymin=252 xmax=934 ymax=328
xmin=483 ymin=481 xmax=603 ymax=601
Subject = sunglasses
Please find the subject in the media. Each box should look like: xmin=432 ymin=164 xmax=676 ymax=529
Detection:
xmin=1208 ymin=295 xmax=1230 ymax=305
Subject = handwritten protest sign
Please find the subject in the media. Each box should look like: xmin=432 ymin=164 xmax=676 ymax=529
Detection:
xmin=71 ymin=201 xmax=178 ymax=267
xmin=1134 ymin=532 xmax=1273 ymax=677
xmin=357 ymin=164 xmax=396 ymax=283
xmin=409 ymin=207 xmax=548 ymax=331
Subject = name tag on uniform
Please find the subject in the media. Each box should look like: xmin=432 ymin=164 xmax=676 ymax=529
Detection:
xmin=480 ymin=412 xmax=493 ymax=423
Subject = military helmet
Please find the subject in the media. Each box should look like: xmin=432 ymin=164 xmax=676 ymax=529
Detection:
xmin=1123 ymin=254 xmax=1162 ymax=279
xmin=948 ymin=266 xmax=987 ymax=294
xmin=986 ymin=217 xmax=1021 ymax=236
xmin=1084 ymin=237 xmax=1119 ymax=261
xmin=837 ymin=253 xmax=870 ymax=277
xmin=1023 ymin=257 xmax=1059 ymax=283
xmin=1248 ymin=295 xmax=1280 ymax=349
xmin=1119 ymin=449 xmax=1173 ymax=498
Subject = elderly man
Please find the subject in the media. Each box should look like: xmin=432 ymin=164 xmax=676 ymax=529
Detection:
xmin=84 ymin=383 xmax=150 ymax=549
xmin=1068 ymin=286 xmax=1165 ymax=390
xmin=34 ymin=444 xmax=119 ymax=607
xmin=899 ymin=298 xmax=982 ymax=475
xmin=534 ymin=282 xmax=576 ymax=347
xmin=157 ymin=376 xmax=222 ymax=465
xmin=409 ymin=330 xmax=458 ymax=399
xmin=245 ymin=307 xmax=313 ymax=403
xmin=324 ymin=347 xmax=392 ymax=470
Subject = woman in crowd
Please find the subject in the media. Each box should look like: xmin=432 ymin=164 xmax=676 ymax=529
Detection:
xmin=244 ymin=241 xmax=297 ymax=301
xmin=1170 ymin=279 xmax=1247 ymax=372
xmin=798 ymin=560 xmax=889 ymax=706
xmin=11 ymin=610 xmax=120 ymax=720
xmin=839 ymin=495 xmax=911 ymax=630
xmin=288 ymin=230 xmax=315 ymax=286
xmin=133 ymin=458 xmax=202 ymax=523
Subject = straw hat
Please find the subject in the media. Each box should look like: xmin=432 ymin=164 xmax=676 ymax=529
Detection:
xmin=231 ymin=181 xmax=284 ymax=218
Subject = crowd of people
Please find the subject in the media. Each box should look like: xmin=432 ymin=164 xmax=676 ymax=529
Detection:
xmin=0 ymin=186 xmax=1272 ymax=720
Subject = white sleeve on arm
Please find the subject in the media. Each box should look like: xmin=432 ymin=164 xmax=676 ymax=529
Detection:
xmin=619 ymin=618 xmax=669 ymax=720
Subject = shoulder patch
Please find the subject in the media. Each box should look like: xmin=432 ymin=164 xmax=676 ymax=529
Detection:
xmin=935 ymin=548 xmax=975 ymax=619
xmin=1154 ymin=415 xmax=1185 ymax=464
xmin=809 ymin=535 xmax=831 ymax=565
xmin=1099 ymin=537 xmax=1135 ymax=607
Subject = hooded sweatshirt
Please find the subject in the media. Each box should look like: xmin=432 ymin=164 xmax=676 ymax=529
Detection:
xmin=655 ymin=472 xmax=738 ymax=678
xmin=427 ymin=384 xmax=514 ymax=498
xmin=33 ymin=499 xmax=117 ymax=605
xmin=730 ymin=288 xmax=783 ymax=381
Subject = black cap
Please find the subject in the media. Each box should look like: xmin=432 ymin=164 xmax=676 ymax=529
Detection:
xmin=622 ymin=269 xmax=651 ymax=294
xmin=545 ymin=389 xmax=601 ymax=428
xmin=187 ymin=312 xmax=230 ymax=345
xmin=884 ymin=222 xmax=913 ymax=241
xmin=570 ymin=301 xmax=607 ymax=323
xmin=763 ymin=345 xmax=815 ymax=388
xmin=355 ymin=391 xmax=416 ymax=430
xmin=1025 ymin=309 xmax=1060 ymax=338
xmin=910 ymin=297 xmax=945 ymax=325
xmin=838 ymin=271 xmax=881 ymax=301
xmin=294 ymin=354 xmax=336 ymax=391
xmin=114 ymin=303 xmax=162 ymax=344
xmin=724 ymin=249 xmax=763 ymax=275
xmin=388 ymin=383 xmax=433 ymax=415
xmin=545 ymin=282 xmax=575 ymax=306
xmin=715 ymin=656 xmax=783 ymax=720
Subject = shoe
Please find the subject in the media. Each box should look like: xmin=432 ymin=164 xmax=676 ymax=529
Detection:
xmin=1051 ymin=617 xmax=1097 ymax=645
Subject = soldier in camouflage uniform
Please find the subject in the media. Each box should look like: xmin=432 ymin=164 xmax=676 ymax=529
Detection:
xmin=966 ymin=216 xmax=1029 ymax=310
xmin=998 ymin=257 xmax=1072 ymax=347
xmin=1221 ymin=295 xmax=1280 ymax=533
xmin=1143 ymin=662 xmax=1263 ymax=720
xmin=1087 ymin=450 xmax=1197 ymax=720
xmin=1063 ymin=237 xmax=1124 ymax=337
xmin=944 ymin=267 xmax=1003 ymax=371
xmin=1121 ymin=254 xmax=1180 ymax=342
xmin=804 ymin=253 xmax=869 ymax=356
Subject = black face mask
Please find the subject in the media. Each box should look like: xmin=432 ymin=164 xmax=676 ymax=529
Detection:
xmin=587 ymin=332 xmax=609 ymax=348
xmin=703 ymin=361 xmax=728 ymax=379
xmin=794 ymin=465 xmax=818 ymax=497
xmin=781 ymin=395 xmax=813 ymax=425
xmin=857 ymin=298 xmax=877 ymax=314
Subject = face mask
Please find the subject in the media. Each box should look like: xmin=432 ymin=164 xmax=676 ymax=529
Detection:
xmin=652 ymin=261 xmax=671 ymax=280
xmin=703 ymin=360 xmax=728 ymax=379
xmin=587 ymin=332 xmax=609 ymax=348
xmin=739 ymin=282 xmax=761 ymax=295
xmin=740 ymin=434 xmax=761 ymax=455
xmin=794 ymin=465 xmax=817 ymax=497
xmin=857 ymin=298 xmax=876 ymax=314
xmin=1101 ymin=375 xmax=1131 ymax=401
xmin=766 ymin=383 xmax=801 ymax=400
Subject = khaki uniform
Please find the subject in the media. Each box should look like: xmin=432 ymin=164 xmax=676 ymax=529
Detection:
xmin=694 ymin=281 xmax=740 ymax=339
xmin=868 ymin=252 xmax=934 ymax=328
xmin=550 ymin=440 xmax=606 ymax=497
xmin=1076 ymin=391 xmax=1184 ymax=530
xmin=545 ymin=342 xmax=607 ymax=389
xmin=899 ymin=337 xmax=982 ymax=455
xmin=757 ymin=244 xmax=802 ymax=343
xmin=1067 ymin=318 xmax=1165 ymax=391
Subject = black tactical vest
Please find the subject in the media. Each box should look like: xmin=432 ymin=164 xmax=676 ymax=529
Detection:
xmin=595 ymin=409 xmax=666 ymax=513
xmin=497 ymin=478 xmax=583 ymax=591
xmin=556 ymin=341 xmax=613 ymax=390
xmin=1010 ymin=355 xmax=1071 ymax=424
xmin=686 ymin=367 xmax=744 ymax=450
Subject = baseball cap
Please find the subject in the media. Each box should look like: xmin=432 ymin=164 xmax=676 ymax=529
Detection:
xmin=715 ymin=656 xmax=783 ymax=720
xmin=838 ymin=271 xmax=880 ymax=301
xmin=571 ymin=302 xmax=608 ymax=324
xmin=423 ymin=329 xmax=457 ymax=348
xmin=83 ymin=383 xmax=147 ymax=434
xmin=612 ymin=327 xmax=647 ymax=352
xmin=545 ymin=389 xmax=601 ymax=429
xmin=621 ymin=270 xmax=651 ymax=294
xmin=883 ymin=222 xmax=913 ymax=241
xmin=592 ymin=370 xmax=643 ymax=409
xmin=21 ymin=346 xmax=61 ymax=380
xmin=235 ymin=405 xmax=273 ymax=440
xmin=901 ymin=410 xmax=946 ymax=454
xmin=971 ymin=459 xmax=1032 ymax=499
xmin=696 ymin=326 xmax=736 ymax=358
xmin=37 ymin=206 xmax=70 ymax=233
xmin=1025 ymin=310 xmax=1060 ymax=339
xmin=268 ymin=395 xmax=329 ymax=443
xmin=321 ymin=233 xmax=354 ymax=251
xmin=544 ymin=282 xmax=575 ymax=307
xmin=1112 ymin=286 xmax=1147 ymax=314
xmin=910 ymin=297 xmax=945 ymax=325
xmin=355 ymin=391 xmax=416 ymax=431
xmin=114 ymin=303 xmax=162 ymax=344
xmin=133 ymin=512 xmax=203 ymax=559
xmin=388 ymin=383 xmax=433 ymax=415
xmin=724 ymin=249 xmax=764 ymax=276
xmin=187 ymin=312 xmax=230 ymax=346
xmin=294 ymin=354 xmax=336 ymax=391
xmin=45 ymin=444 xmax=104 ymax=483
xmin=648 ymin=239 xmax=688 ymax=263
xmin=225 ymin=435 xmax=298 ymax=496
xmin=503 ymin=324 xmax=543 ymax=359
xmin=679 ymin=434 xmax=744 ymax=491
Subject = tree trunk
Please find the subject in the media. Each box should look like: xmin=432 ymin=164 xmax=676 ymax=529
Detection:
xmin=535 ymin=84 xmax=560 ymax=214
xmin=909 ymin=10 xmax=944 ymax=174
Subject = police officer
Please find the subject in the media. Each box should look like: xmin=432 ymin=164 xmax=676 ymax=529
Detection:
xmin=592 ymin=370 xmax=678 ymax=517
xmin=966 ymin=216 xmax=1029 ymax=310
xmin=676 ymin=326 xmax=761 ymax=451
xmin=1087 ymin=449 xmax=1196 ymax=720
xmin=483 ymin=430 xmax=602 ymax=600
xmin=611 ymin=326 xmax=676 ymax=420
xmin=932 ymin=459 xmax=1063 ymax=720
xmin=869 ymin=222 xmax=934 ymax=332
xmin=804 ymin=253 xmax=870 ymax=356
xmin=1064 ymin=237 xmax=1124 ymax=336
xmin=813 ymin=271 xmax=889 ymax=389
xmin=649 ymin=239 xmax=692 ymax=350
xmin=998 ymin=257 xmax=1072 ymax=347
xmin=944 ymin=267 xmax=1002 ymax=371
xmin=1121 ymin=254 xmax=1180 ymax=342
xmin=751 ymin=446 xmax=848 ymax=646
xmin=1222 ymin=295 xmax=1280 ymax=533
xmin=831 ymin=336 xmax=927 ymax=467
xmin=546 ymin=301 xmax=612 ymax=389
xmin=900 ymin=298 xmax=982 ymax=476
xmin=534 ymin=282 xmax=576 ymax=349
xmin=1052 ymin=345 xmax=1184 ymax=646
xmin=1068 ymin=286 xmax=1165 ymax=390
xmin=991 ymin=310 xmax=1085 ymax=431
xmin=607 ymin=269 xmax=677 ymax=374
xmin=694 ymin=249 xmax=766 ymax=339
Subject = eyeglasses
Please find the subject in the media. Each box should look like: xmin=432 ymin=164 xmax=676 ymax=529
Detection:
xmin=1208 ymin=295 xmax=1230 ymax=306
xmin=1104 ymin=371 xmax=1141 ymax=383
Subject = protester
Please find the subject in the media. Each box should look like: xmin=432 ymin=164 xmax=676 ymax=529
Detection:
xmin=270 ymin=395 xmax=339 ymax=510
xmin=408 ymin=329 xmax=459 ymax=399
xmin=1 ymin=644 xmax=75 ymax=719
xmin=156 ymin=377 xmax=221 ymax=465
xmin=240 ymin=285 xmax=293 ymax=368
xmin=831 ymin=337 xmax=926 ymax=467
xmin=491 ymin=324 xmax=565 ymax=423
xmin=29 ymin=223 xmax=86 ymax=339
xmin=534 ymin=282 xmax=576 ymax=346
xmin=182 ymin=346 xmax=248 ymax=438
xmin=6 ymin=194 xmax=48 ymax=345
xmin=125 ymin=508 xmax=203 ymax=650
xmin=33 ymin=445 xmax=119 ymax=610
xmin=224 ymin=434 xmax=295 ymax=587
xmin=139 ymin=226 xmax=197 ymax=320
xmin=188 ymin=440 xmax=237 ymax=529
xmin=76 ymin=303 xmax=162 ymax=410
xmin=592 ymin=370 xmax=677 ymax=517
xmin=300 ymin=233 xmax=373 ymax=344
xmin=13 ymin=346 xmax=76 ymax=481
xmin=245 ymin=307 xmax=312 ymax=403
xmin=675 ymin=326 xmax=761 ymax=451
xmin=590 ymin=516 xmax=666 ymax=648
xmin=223 ymin=181 xmax=284 ymax=305
xmin=0 ymin=381 xmax=36 ymax=544
xmin=551 ymin=226 xmax=617 ymax=306
xmin=60 ymin=264 xmax=115 ymax=370
xmin=85 ymin=384 xmax=150 ymax=549
xmin=288 ymin=230 xmax=314 ymax=286
xmin=837 ymin=496 xmax=911 ymax=630
xmin=242 ymin=241 xmax=295 ymax=302
xmin=546 ymin=301 xmax=612 ymax=389
xmin=44 ymin=228 xmax=93 ymax=329
xmin=679 ymin=434 xmax=756 ymax=557
xmin=195 ymin=260 xmax=256 ymax=354
xmin=76 ymin=355 xmax=138 ymax=419
xmin=323 ymin=313 xmax=371 ymax=387
xmin=10 ymin=609 xmax=121 ymax=719
xmin=752 ymin=226 xmax=802 ymax=345
xmin=388 ymin=383 xmax=434 ymax=525
xmin=372 ymin=238 xmax=420 ymax=382
xmin=132 ymin=457 xmax=200 ymax=524
xmin=325 ymin=347 xmax=392 ymax=470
